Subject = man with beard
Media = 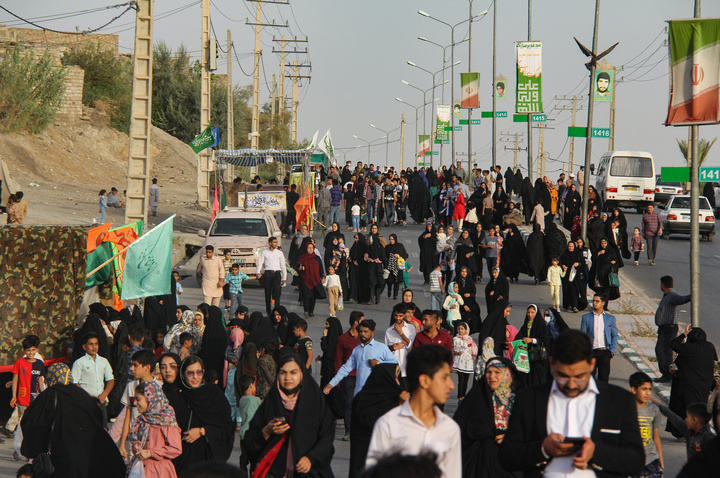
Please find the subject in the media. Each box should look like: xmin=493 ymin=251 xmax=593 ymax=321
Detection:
xmin=324 ymin=319 xmax=397 ymax=396
xmin=499 ymin=330 xmax=644 ymax=477
xmin=344 ymin=176 xmax=357 ymax=229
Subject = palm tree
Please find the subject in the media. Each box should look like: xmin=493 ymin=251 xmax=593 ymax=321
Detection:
xmin=677 ymin=137 xmax=716 ymax=167
xmin=677 ymin=137 xmax=717 ymax=191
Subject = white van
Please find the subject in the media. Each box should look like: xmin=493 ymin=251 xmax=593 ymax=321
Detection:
xmin=594 ymin=151 xmax=655 ymax=212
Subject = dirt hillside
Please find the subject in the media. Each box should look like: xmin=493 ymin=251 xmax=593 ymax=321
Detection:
xmin=0 ymin=106 xmax=213 ymax=232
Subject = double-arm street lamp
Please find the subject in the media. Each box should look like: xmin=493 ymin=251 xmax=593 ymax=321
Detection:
xmin=396 ymin=97 xmax=439 ymax=166
xmin=369 ymin=124 xmax=390 ymax=167
xmin=352 ymin=134 xmax=386 ymax=164
xmin=418 ymin=9 xmax=488 ymax=166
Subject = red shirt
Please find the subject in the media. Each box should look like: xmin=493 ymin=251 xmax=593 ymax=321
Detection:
xmin=13 ymin=357 xmax=45 ymax=407
xmin=335 ymin=331 xmax=362 ymax=375
xmin=412 ymin=329 xmax=454 ymax=352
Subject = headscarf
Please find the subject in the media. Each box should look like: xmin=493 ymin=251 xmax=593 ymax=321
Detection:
xmin=246 ymin=312 xmax=278 ymax=348
xmin=194 ymin=312 xmax=206 ymax=335
xmin=323 ymin=317 xmax=343 ymax=365
xmin=46 ymin=363 xmax=72 ymax=387
xmin=485 ymin=358 xmax=516 ymax=430
xmin=544 ymin=308 xmax=568 ymax=340
xmin=224 ymin=328 xmax=245 ymax=387
xmin=505 ymin=325 xmax=519 ymax=360
xmin=129 ymin=381 xmax=178 ymax=447
xmin=198 ymin=306 xmax=230 ymax=377
xmin=166 ymin=311 xmax=202 ymax=355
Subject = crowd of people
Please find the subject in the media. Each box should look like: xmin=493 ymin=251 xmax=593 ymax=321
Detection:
xmin=5 ymin=161 xmax=720 ymax=478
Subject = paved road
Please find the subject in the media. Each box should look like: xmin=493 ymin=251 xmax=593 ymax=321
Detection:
xmin=0 ymin=220 xmax=688 ymax=477
xmin=621 ymin=211 xmax=719 ymax=345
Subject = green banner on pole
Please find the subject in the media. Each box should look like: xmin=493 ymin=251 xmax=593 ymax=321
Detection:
xmin=516 ymin=41 xmax=543 ymax=114
xmin=459 ymin=119 xmax=469 ymax=125
xmin=513 ymin=114 xmax=528 ymax=122
xmin=568 ymin=126 xmax=588 ymax=137
xmin=436 ymin=105 xmax=451 ymax=141
xmin=661 ymin=167 xmax=690 ymax=182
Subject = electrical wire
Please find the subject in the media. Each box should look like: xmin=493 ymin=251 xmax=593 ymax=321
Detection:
xmin=210 ymin=19 xmax=228 ymax=53
xmin=1 ymin=2 xmax=136 ymax=27
xmin=0 ymin=2 xmax=136 ymax=35
xmin=232 ymin=43 xmax=257 ymax=77
xmin=104 ymin=1 xmax=200 ymax=34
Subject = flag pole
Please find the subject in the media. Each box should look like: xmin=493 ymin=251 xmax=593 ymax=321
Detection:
xmin=87 ymin=246 xmax=131 ymax=278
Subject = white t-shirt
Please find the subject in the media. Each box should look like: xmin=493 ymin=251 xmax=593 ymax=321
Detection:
xmin=351 ymin=204 xmax=361 ymax=216
xmin=384 ymin=322 xmax=417 ymax=376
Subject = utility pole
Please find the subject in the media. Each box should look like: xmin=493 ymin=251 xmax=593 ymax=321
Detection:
xmin=273 ymin=35 xmax=308 ymax=143
xmin=690 ymin=0 xmax=701 ymax=327
xmin=609 ymin=65 xmax=616 ymax=151
xmin=554 ymin=95 xmax=582 ymax=173
xmin=580 ymin=0 xmax=601 ymax=242
xmin=247 ymin=0 xmax=290 ymax=153
xmin=271 ymin=74 xmax=276 ymax=148
xmin=467 ymin=0 xmax=474 ymax=175
xmin=125 ymin=0 xmax=154 ymax=225
xmin=400 ymin=114 xmax=406 ymax=170
xmin=198 ymin=0 xmax=211 ymax=208
xmin=491 ymin=0 xmax=497 ymax=168
xmin=226 ymin=29 xmax=235 ymax=178
xmin=285 ymin=61 xmax=312 ymax=143
xmin=537 ymin=122 xmax=545 ymax=178
xmin=526 ymin=0 xmax=533 ymax=181
xmin=501 ymin=132 xmax=526 ymax=170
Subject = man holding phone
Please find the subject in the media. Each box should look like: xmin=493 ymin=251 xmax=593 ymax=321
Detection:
xmin=499 ymin=330 xmax=644 ymax=477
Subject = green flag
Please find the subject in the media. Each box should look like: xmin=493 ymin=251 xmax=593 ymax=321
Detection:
xmin=189 ymin=125 xmax=215 ymax=154
xmin=121 ymin=215 xmax=174 ymax=300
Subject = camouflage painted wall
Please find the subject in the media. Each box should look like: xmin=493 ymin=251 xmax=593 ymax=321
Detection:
xmin=0 ymin=226 xmax=87 ymax=366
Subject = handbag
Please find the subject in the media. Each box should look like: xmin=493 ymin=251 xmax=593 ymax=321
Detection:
xmin=528 ymin=343 xmax=548 ymax=362
xmin=313 ymin=283 xmax=327 ymax=300
xmin=608 ymin=271 xmax=620 ymax=288
xmin=511 ymin=341 xmax=530 ymax=374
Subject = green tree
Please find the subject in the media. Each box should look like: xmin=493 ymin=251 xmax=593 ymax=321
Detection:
xmin=61 ymin=42 xmax=132 ymax=131
xmin=0 ymin=46 xmax=66 ymax=133
xmin=677 ymin=137 xmax=717 ymax=167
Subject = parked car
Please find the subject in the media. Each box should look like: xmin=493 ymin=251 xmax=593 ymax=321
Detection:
xmin=657 ymin=194 xmax=715 ymax=241
xmin=654 ymin=176 xmax=685 ymax=204
xmin=198 ymin=208 xmax=282 ymax=277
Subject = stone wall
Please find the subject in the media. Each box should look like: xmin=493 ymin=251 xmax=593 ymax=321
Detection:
xmin=0 ymin=25 xmax=118 ymax=55
xmin=56 ymin=66 xmax=85 ymax=124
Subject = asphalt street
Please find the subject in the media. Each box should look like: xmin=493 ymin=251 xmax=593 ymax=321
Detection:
xmin=621 ymin=211 xmax=719 ymax=345
xmin=0 ymin=220 xmax=689 ymax=477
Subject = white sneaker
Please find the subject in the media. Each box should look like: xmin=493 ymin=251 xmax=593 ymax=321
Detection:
xmin=92 ymin=218 xmax=97 ymax=225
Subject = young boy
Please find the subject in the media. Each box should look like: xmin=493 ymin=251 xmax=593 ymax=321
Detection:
xmin=222 ymin=249 xmax=234 ymax=310
xmin=546 ymin=256 xmax=565 ymax=310
xmin=293 ymin=319 xmax=314 ymax=373
xmin=172 ymin=270 xmax=183 ymax=305
xmin=631 ymin=227 xmax=644 ymax=266
xmin=126 ymin=326 xmax=144 ymax=376
xmin=629 ymin=372 xmax=664 ymax=478
xmin=178 ymin=332 xmax=194 ymax=361
xmin=366 ymin=344 xmax=460 ymax=477
xmin=118 ymin=349 xmax=156 ymax=458
xmin=224 ymin=263 xmax=252 ymax=316
xmin=429 ymin=264 xmax=444 ymax=310
xmin=351 ymin=200 xmax=361 ymax=232
xmin=6 ymin=335 xmax=45 ymax=437
xmin=324 ymin=264 xmax=343 ymax=316
xmin=657 ymin=400 xmax=715 ymax=462
xmin=237 ymin=373 xmax=262 ymax=476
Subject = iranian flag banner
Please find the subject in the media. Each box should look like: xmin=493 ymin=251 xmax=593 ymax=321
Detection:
xmin=418 ymin=134 xmax=431 ymax=156
xmin=666 ymin=19 xmax=720 ymax=125
xmin=460 ymin=73 xmax=480 ymax=108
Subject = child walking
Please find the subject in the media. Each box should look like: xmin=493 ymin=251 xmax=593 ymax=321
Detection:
xmin=429 ymin=263 xmax=444 ymax=310
xmin=93 ymin=189 xmax=107 ymax=225
xmin=351 ymin=200 xmax=361 ymax=232
xmin=128 ymin=381 xmax=182 ymax=478
xmin=629 ymin=372 xmax=664 ymax=478
xmin=324 ymin=264 xmax=343 ymax=316
xmin=443 ymin=281 xmax=464 ymax=330
xmin=631 ymin=227 xmax=644 ymax=266
xmin=6 ymin=335 xmax=44 ymax=446
xmin=452 ymin=322 xmax=477 ymax=400
xmin=546 ymin=256 xmax=565 ymax=309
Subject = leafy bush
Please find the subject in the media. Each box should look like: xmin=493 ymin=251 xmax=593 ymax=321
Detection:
xmin=0 ymin=46 xmax=66 ymax=133
xmin=61 ymin=42 xmax=132 ymax=131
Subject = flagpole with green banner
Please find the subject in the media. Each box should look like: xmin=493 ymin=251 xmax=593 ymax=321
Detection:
xmin=189 ymin=125 xmax=216 ymax=154
xmin=121 ymin=215 xmax=175 ymax=300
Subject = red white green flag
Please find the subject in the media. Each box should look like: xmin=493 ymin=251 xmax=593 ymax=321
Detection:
xmin=460 ymin=73 xmax=480 ymax=108
xmin=666 ymin=19 xmax=720 ymax=125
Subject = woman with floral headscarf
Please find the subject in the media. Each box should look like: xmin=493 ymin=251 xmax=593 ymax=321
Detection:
xmin=129 ymin=381 xmax=182 ymax=478
xmin=454 ymin=356 xmax=520 ymax=478
xmin=164 ymin=310 xmax=202 ymax=355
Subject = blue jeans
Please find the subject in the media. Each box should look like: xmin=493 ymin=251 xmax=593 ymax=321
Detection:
xmin=329 ymin=205 xmax=340 ymax=225
xmin=95 ymin=206 xmax=106 ymax=224
xmin=225 ymin=368 xmax=238 ymax=422
xmin=352 ymin=215 xmax=360 ymax=230
xmin=367 ymin=201 xmax=375 ymax=223
xmin=430 ymin=291 xmax=444 ymax=310
xmin=229 ymin=291 xmax=243 ymax=315
xmin=384 ymin=202 xmax=395 ymax=224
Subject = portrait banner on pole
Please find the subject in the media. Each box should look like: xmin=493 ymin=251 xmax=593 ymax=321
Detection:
xmin=495 ymin=74 xmax=508 ymax=100
xmin=460 ymin=72 xmax=480 ymax=108
xmin=666 ymin=18 xmax=720 ymax=126
xmin=436 ymin=105 xmax=451 ymax=141
xmin=594 ymin=69 xmax=614 ymax=102
xmin=516 ymin=41 xmax=543 ymax=113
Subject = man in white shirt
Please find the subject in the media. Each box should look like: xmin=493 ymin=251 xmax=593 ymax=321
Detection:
xmin=256 ymin=236 xmax=287 ymax=317
xmin=385 ymin=304 xmax=417 ymax=378
xmin=71 ymin=332 xmax=115 ymax=424
xmin=366 ymin=345 xmax=461 ymax=478
xmin=499 ymin=329 xmax=643 ymax=477
xmin=580 ymin=294 xmax=618 ymax=383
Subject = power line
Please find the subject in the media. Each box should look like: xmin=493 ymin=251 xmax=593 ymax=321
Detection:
xmin=2 ymin=2 xmax=136 ymax=27
xmin=104 ymin=1 xmax=200 ymax=34
xmin=0 ymin=2 xmax=136 ymax=35
xmin=232 ymin=43 xmax=257 ymax=77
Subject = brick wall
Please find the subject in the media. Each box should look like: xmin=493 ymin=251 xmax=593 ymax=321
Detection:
xmin=56 ymin=66 xmax=85 ymax=124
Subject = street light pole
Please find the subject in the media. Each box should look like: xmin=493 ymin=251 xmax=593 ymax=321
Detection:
xmin=353 ymin=135 xmax=371 ymax=163
xmin=370 ymin=123 xmax=390 ymax=168
xmin=395 ymin=98 xmax=420 ymax=159
xmin=492 ymin=0 xmax=498 ymax=168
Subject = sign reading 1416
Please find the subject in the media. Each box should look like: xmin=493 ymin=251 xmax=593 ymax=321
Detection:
xmin=592 ymin=128 xmax=611 ymax=138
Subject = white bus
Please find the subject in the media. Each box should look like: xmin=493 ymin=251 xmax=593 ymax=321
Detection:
xmin=594 ymin=151 xmax=656 ymax=213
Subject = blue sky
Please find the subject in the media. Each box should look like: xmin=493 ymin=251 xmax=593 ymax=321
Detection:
xmin=6 ymin=0 xmax=720 ymax=174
